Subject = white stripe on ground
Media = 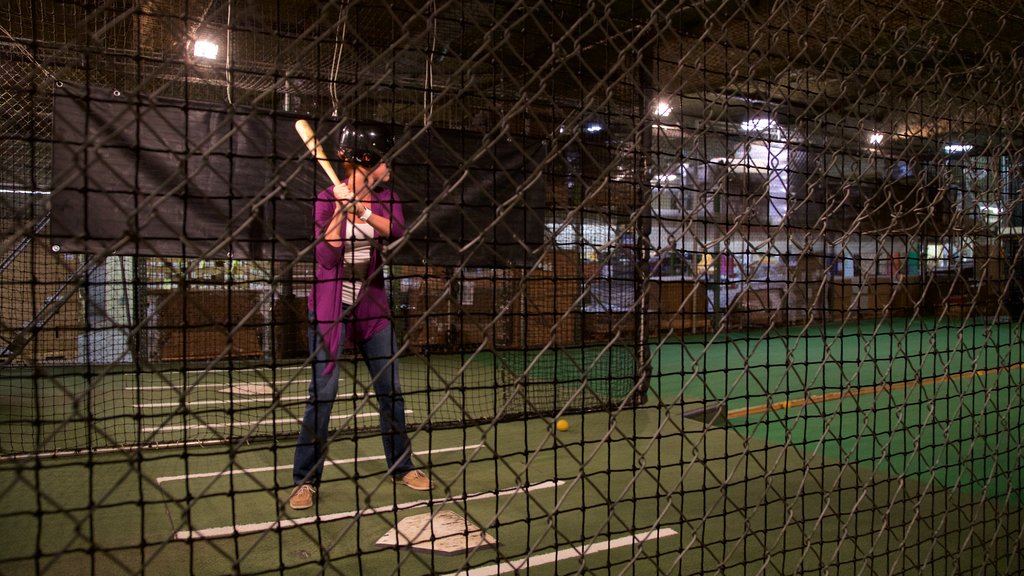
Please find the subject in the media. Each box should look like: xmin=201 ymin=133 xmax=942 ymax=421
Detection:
xmin=126 ymin=379 xmax=308 ymax=391
xmin=0 ymin=438 xmax=257 ymax=460
xmin=173 ymin=480 xmax=564 ymax=540
xmin=141 ymin=410 xmax=411 ymax=433
xmin=151 ymin=368 xmax=303 ymax=375
xmin=155 ymin=444 xmax=485 ymax=484
xmin=443 ymin=528 xmax=679 ymax=576
xmin=128 ymin=382 xmax=232 ymax=391
xmin=134 ymin=393 xmax=335 ymax=409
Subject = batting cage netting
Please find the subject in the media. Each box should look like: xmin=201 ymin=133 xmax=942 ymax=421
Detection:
xmin=1 ymin=0 xmax=1022 ymax=574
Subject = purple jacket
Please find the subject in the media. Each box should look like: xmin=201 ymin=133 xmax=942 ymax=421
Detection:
xmin=308 ymin=182 xmax=405 ymax=362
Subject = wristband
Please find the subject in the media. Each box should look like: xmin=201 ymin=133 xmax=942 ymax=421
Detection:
xmin=358 ymin=206 xmax=373 ymax=222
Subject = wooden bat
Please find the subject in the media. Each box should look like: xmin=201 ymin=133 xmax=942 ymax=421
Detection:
xmin=294 ymin=119 xmax=348 ymax=195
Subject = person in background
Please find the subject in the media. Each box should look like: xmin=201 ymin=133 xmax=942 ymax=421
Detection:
xmin=290 ymin=121 xmax=430 ymax=511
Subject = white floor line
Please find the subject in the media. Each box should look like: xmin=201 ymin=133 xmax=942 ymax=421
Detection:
xmin=127 ymin=382 xmax=226 ymax=391
xmin=153 ymin=368 xmax=305 ymax=375
xmin=141 ymin=410 xmax=411 ymax=433
xmin=174 ymin=480 xmax=564 ymax=541
xmin=443 ymin=527 xmax=679 ymax=576
xmin=155 ymin=444 xmax=485 ymax=485
xmin=0 ymin=439 xmax=241 ymax=461
xmin=126 ymin=379 xmax=307 ymax=392
xmin=134 ymin=394 xmax=333 ymax=409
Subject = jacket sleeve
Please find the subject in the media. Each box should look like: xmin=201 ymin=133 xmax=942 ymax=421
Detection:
xmin=313 ymin=191 xmax=344 ymax=270
xmin=381 ymin=187 xmax=405 ymax=242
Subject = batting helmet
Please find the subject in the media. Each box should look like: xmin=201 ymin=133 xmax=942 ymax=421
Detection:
xmin=337 ymin=122 xmax=395 ymax=167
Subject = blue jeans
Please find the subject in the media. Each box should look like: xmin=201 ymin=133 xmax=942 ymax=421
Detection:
xmin=293 ymin=313 xmax=413 ymax=486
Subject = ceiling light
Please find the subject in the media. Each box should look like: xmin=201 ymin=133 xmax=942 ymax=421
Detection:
xmin=868 ymin=133 xmax=884 ymax=145
xmin=193 ymin=39 xmax=220 ymax=60
xmin=740 ymin=118 xmax=775 ymax=132
xmin=944 ymin=143 xmax=973 ymax=154
xmin=654 ymin=101 xmax=672 ymax=117
xmin=584 ymin=123 xmax=603 ymax=133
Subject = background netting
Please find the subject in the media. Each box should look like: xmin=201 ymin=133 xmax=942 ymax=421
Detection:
xmin=1 ymin=0 xmax=1022 ymax=574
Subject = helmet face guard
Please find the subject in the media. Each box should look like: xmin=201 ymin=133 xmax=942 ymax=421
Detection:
xmin=337 ymin=122 xmax=395 ymax=168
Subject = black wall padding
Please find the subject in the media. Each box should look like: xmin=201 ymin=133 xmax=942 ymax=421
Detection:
xmin=50 ymin=83 xmax=545 ymax=267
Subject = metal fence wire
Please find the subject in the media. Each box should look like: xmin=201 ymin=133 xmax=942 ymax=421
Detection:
xmin=1 ymin=0 xmax=1023 ymax=574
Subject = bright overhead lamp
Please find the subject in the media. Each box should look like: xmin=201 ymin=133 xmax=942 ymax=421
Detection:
xmin=944 ymin=143 xmax=973 ymax=154
xmin=654 ymin=100 xmax=673 ymax=117
xmin=868 ymin=133 xmax=884 ymax=145
xmin=740 ymin=118 xmax=775 ymax=132
xmin=193 ymin=39 xmax=220 ymax=60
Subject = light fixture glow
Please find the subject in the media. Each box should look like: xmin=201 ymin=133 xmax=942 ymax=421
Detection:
xmin=868 ymin=133 xmax=884 ymax=145
xmin=944 ymin=143 xmax=973 ymax=154
xmin=741 ymin=118 xmax=775 ymax=132
xmin=654 ymin=100 xmax=673 ymax=117
xmin=193 ymin=40 xmax=220 ymax=60
xmin=584 ymin=123 xmax=603 ymax=133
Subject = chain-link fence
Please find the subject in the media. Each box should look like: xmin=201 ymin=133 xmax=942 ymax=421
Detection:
xmin=1 ymin=1 xmax=1022 ymax=574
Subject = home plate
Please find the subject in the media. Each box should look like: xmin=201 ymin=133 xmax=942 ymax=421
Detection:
xmin=217 ymin=383 xmax=274 ymax=395
xmin=376 ymin=510 xmax=496 ymax=554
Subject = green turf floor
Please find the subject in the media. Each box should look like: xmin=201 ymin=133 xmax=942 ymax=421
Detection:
xmin=2 ymin=409 xmax=1020 ymax=575
xmin=651 ymin=317 xmax=1024 ymax=507
xmin=1 ymin=317 xmax=1022 ymax=574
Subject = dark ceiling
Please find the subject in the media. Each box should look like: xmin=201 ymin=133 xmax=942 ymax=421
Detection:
xmin=2 ymin=0 xmax=1022 ymax=150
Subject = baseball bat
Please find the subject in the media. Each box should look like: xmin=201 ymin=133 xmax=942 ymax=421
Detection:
xmin=294 ymin=119 xmax=348 ymax=195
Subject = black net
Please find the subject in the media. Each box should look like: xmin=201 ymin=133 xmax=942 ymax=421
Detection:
xmin=1 ymin=0 xmax=1022 ymax=574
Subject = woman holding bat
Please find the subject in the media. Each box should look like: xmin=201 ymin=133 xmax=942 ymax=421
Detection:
xmin=290 ymin=121 xmax=431 ymax=511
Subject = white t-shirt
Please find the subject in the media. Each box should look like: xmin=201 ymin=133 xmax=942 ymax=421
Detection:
xmin=340 ymin=218 xmax=374 ymax=305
